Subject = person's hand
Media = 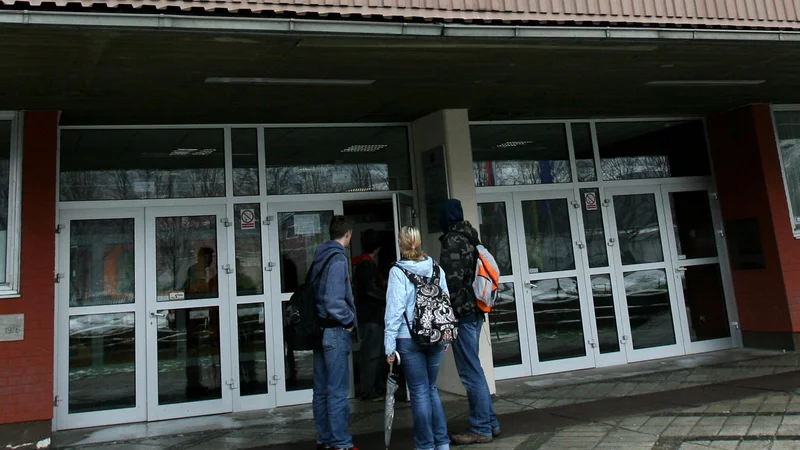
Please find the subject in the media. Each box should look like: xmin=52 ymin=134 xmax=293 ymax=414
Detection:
xmin=387 ymin=353 xmax=396 ymax=365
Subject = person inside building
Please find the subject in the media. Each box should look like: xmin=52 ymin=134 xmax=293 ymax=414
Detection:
xmin=352 ymin=229 xmax=387 ymax=401
xmin=183 ymin=246 xmax=218 ymax=299
xmin=181 ymin=246 xmax=219 ymax=400
xmin=311 ymin=216 xmax=359 ymax=450
xmin=438 ymin=199 xmax=501 ymax=445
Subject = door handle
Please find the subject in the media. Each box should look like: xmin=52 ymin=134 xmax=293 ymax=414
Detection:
xmin=150 ymin=311 xmax=167 ymax=318
xmin=675 ymin=267 xmax=687 ymax=273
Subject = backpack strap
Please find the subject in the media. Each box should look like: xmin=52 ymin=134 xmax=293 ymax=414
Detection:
xmin=306 ymin=253 xmax=340 ymax=284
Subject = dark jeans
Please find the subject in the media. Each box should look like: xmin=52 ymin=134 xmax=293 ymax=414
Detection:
xmin=313 ymin=327 xmax=354 ymax=448
xmin=452 ymin=313 xmax=499 ymax=437
xmin=358 ymin=322 xmax=386 ymax=398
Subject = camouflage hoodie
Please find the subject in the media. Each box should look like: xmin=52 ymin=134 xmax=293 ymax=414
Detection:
xmin=438 ymin=199 xmax=480 ymax=318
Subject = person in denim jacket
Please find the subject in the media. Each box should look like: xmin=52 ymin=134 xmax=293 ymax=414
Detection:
xmin=385 ymin=226 xmax=451 ymax=450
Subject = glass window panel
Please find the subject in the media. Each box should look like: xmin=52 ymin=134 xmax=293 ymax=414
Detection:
xmin=670 ymin=191 xmax=718 ymax=260
xmin=60 ymin=129 xmax=225 ymax=201
xmin=265 ymin=127 xmax=410 ymax=195
xmin=69 ymin=219 xmax=135 ymax=307
xmin=488 ymin=283 xmax=522 ymax=367
xmin=590 ymin=275 xmax=620 ymax=354
xmin=613 ymin=194 xmax=664 ymax=265
xmin=68 ymin=313 xmax=136 ymax=413
xmin=774 ymin=111 xmax=800 ymax=232
xmin=472 ymin=124 xmax=572 ymax=187
xmin=283 ymin=303 xmax=313 ymax=391
xmin=530 ymin=277 xmax=586 ymax=362
xmin=624 ymin=269 xmax=676 ymax=350
xmin=520 ymin=199 xmax=575 ymax=273
xmin=680 ymin=264 xmax=731 ymax=342
xmin=234 ymin=204 xmax=264 ymax=297
xmin=580 ymin=188 xmax=608 ymax=268
xmin=0 ymin=121 xmax=10 ymax=282
xmin=156 ymin=307 xmax=222 ymax=404
xmin=597 ymin=120 xmax=710 ymax=181
xmin=238 ymin=304 xmax=268 ymax=396
xmin=232 ymin=128 xmax=260 ymax=197
xmin=477 ymin=202 xmax=513 ymax=276
xmin=279 ymin=211 xmax=334 ymax=294
xmin=573 ymin=123 xmax=597 ymax=182
xmin=156 ymin=215 xmax=218 ymax=301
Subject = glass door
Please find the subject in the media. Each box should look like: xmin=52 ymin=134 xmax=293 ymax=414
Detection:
xmin=56 ymin=209 xmax=146 ymax=430
xmin=662 ymin=184 xmax=738 ymax=354
xmin=145 ymin=206 xmax=234 ymax=421
xmin=266 ymin=200 xmax=345 ymax=406
xmin=605 ymin=187 xmax=685 ymax=363
xmin=512 ymin=190 xmax=596 ymax=375
xmin=477 ymin=193 xmax=532 ymax=380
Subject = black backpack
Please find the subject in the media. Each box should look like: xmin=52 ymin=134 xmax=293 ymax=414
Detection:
xmin=394 ymin=263 xmax=458 ymax=347
xmin=286 ymin=254 xmax=338 ymax=351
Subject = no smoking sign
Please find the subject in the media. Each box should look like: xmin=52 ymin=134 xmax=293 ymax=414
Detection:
xmin=584 ymin=192 xmax=598 ymax=211
xmin=240 ymin=209 xmax=256 ymax=230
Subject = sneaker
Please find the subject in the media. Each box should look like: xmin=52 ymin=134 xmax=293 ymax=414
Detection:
xmin=492 ymin=427 xmax=501 ymax=438
xmin=451 ymin=431 xmax=493 ymax=445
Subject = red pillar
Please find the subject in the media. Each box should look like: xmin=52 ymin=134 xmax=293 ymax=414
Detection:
xmin=0 ymin=111 xmax=58 ymax=448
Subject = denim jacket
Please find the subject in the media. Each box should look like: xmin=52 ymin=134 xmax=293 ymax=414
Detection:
xmin=383 ymin=256 xmax=449 ymax=356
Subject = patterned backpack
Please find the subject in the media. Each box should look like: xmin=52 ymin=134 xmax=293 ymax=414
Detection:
xmin=394 ymin=262 xmax=458 ymax=347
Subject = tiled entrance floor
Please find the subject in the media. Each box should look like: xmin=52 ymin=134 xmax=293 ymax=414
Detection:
xmin=54 ymin=349 xmax=800 ymax=450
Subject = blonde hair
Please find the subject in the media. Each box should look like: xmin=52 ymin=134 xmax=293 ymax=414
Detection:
xmin=398 ymin=226 xmax=427 ymax=261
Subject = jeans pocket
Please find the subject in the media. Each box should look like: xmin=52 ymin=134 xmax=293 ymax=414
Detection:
xmin=322 ymin=329 xmax=337 ymax=350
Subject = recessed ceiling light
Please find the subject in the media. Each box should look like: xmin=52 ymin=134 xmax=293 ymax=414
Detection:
xmin=169 ymin=148 xmax=217 ymax=156
xmin=645 ymin=80 xmax=765 ymax=87
xmin=341 ymin=145 xmax=388 ymax=153
xmin=347 ymin=187 xmax=375 ymax=193
xmin=495 ymin=141 xmax=533 ymax=148
xmin=204 ymin=77 xmax=376 ymax=86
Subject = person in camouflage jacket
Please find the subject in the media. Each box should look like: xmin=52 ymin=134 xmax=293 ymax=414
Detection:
xmin=438 ymin=199 xmax=501 ymax=445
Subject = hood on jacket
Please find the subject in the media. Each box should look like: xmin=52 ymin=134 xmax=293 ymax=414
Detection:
xmin=445 ymin=220 xmax=480 ymax=244
xmin=310 ymin=240 xmax=346 ymax=279
xmin=438 ymin=199 xmax=464 ymax=232
xmin=396 ymin=256 xmax=436 ymax=278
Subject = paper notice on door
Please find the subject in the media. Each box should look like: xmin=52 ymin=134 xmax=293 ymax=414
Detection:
xmin=529 ymin=268 xmax=539 ymax=274
xmin=294 ymin=214 xmax=320 ymax=236
xmin=168 ymin=291 xmax=185 ymax=301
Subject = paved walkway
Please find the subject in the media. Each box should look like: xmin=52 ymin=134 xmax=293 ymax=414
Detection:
xmin=54 ymin=349 xmax=800 ymax=450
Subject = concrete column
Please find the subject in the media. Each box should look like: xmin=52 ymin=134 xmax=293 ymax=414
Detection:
xmin=410 ymin=109 xmax=496 ymax=395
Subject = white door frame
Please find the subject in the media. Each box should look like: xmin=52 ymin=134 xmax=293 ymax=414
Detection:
xmin=604 ymin=185 xmax=686 ymax=363
xmin=476 ymin=192 xmax=533 ymax=380
xmin=144 ymin=205 xmax=234 ymax=421
xmin=511 ymin=189 xmax=597 ymax=375
xmin=659 ymin=182 xmax=740 ymax=355
xmin=55 ymin=208 xmax=147 ymax=430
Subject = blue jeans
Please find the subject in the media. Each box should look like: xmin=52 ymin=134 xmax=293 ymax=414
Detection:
xmin=396 ymin=338 xmax=450 ymax=450
xmin=313 ymin=327 xmax=353 ymax=449
xmin=451 ymin=313 xmax=499 ymax=437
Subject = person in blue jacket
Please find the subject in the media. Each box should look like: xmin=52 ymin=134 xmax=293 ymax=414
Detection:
xmin=310 ymin=215 xmax=359 ymax=450
xmin=385 ymin=226 xmax=451 ymax=450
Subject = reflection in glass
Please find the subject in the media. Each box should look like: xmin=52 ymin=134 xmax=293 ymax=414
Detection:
xmin=580 ymin=188 xmax=608 ymax=268
xmin=157 ymin=307 xmax=222 ymax=404
xmin=670 ymin=191 xmax=718 ymax=260
xmin=471 ymin=123 xmax=572 ymax=187
xmin=232 ymin=129 xmax=260 ymax=197
xmin=530 ymin=277 xmax=586 ymax=362
xmin=477 ymin=202 xmax=513 ymax=276
xmin=613 ymin=194 xmax=664 ymax=265
xmin=488 ymin=283 xmax=522 ymax=367
xmin=238 ymin=304 xmax=268 ymax=396
xmin=624 ymin=270 xmax=676 ymax=350
xmin=0 ymin=120 xmax=11 ymax=280
xmin=680 ymin=264 xmax=731 ymax=342
xmin=573 ymin=123 xmax=597 ymax=182
xmin=774 ymin=111 xmax=800 ymax=231
xmin=590 ymin=275 xmax=620 ymax=354
xmin=279 ymin=211 xmax=334 ymax=293
xmin=597 ymin=120 xmax=710 ymax=181
xmin=265 ymin=127 xmax=411 ymax=195
xmin=59 ymin=128 xmax=225 ymax=201
xmin=521 ymin=199 xmax=575 ymax=273
xmin=283 ymin=303 xmax=314 ymax=391
xmin=69 ymin=219 xmax=135 ymax=307
xmin=234 ymin=204 xmax=264 ymax=296
xmin=155 ymin=215 xmax=218 ymax=301
xmin=68 ymin=313 xmax=136 ymax=413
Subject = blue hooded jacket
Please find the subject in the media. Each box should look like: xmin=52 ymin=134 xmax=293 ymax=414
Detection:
xmin=310 ymin=240 xmax=357 ymax=328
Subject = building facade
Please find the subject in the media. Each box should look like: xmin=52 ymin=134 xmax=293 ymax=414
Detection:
xmin=3 ymin=0 xmax=800 ymax=447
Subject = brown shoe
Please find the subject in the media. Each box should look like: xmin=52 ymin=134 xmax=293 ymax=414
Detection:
xmin=450 ymin=431 xmax=493 ymax=445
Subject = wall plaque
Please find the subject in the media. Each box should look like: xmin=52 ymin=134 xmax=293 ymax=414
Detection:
xmin=0 ymin=313 xmax=24 ymax=342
